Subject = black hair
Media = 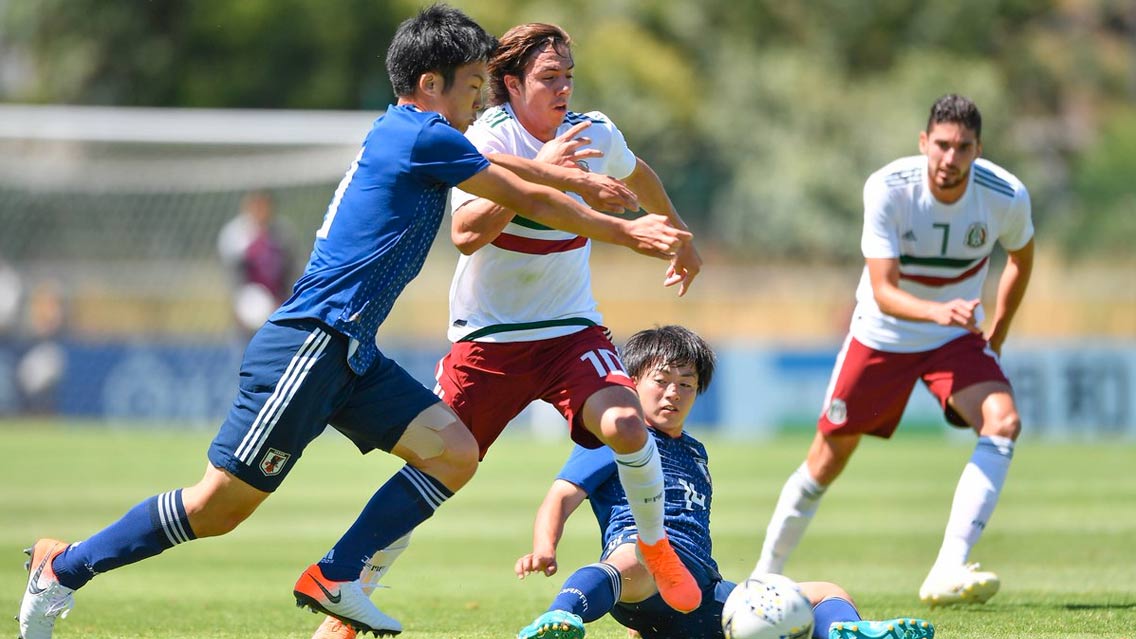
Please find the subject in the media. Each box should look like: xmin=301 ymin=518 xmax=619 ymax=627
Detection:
xmin=621 ymin=325 xmax=716 ymax=394
xmin=927 ymin=94 xmax=982 ymax=140
xmin=385 ymin=4 xmax=498 ymax=97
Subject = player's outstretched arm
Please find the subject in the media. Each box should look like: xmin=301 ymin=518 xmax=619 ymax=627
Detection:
xmin=458 ymin=164 xmax=690 ymax=259
xmin=986 ymin=238 xmax=1034 ymax=354
xmin=486 ymin=148 xmax=638 ymax=215
xmin=866 ymin=257 xmax=982 ymax=332
xmin=623 ymin=157 xmax=703 ymax=296
xmin=515 ymin=479 xmax=588 ymax=580
xmin=451 ymin=198 xmax=515 ymax=255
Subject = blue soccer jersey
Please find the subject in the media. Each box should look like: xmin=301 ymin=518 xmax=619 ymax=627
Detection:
xmin=273 ymin=104 xmax=489 ymax=373
xmin=557 ymin=428 xmax=720 ymax=585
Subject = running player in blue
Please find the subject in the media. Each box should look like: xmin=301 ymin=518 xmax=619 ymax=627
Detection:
xmin=16 ymin=6 xmax=692 ymax=639
xmin=515 ymin=326 xmax=934 ymax=639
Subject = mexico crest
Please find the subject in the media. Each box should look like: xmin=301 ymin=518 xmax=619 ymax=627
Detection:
xmin=826 ymin=399 xmax=848 ymax=425
xmin=965 ymin=222 xmax=988 ymax=248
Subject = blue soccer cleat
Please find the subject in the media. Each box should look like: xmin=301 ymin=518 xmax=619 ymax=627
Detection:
xmin=829 ymin=617 xmax=935 ymax=639
xmin=517 ymin=610 xmax=585 ymax=639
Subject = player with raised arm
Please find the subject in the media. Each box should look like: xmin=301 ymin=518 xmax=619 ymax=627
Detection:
xmin=16 ymin=6 xmax=691 ymax=639
xmin=514 ymin=326 xmax=934 ymax=639
xmin=437 ymin=22 xmax=704 ymax=615
xmin=309 ymin=22 xmax=704 ymax=639
xmin=753 ymin=94 xmax=1034 ymax=608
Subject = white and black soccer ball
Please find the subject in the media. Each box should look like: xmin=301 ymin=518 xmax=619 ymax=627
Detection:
xmin=721 ymin=574 xmax=814 ymax=639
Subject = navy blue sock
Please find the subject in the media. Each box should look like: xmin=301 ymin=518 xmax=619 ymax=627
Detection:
xmin=812 ymin=597 xmax=861 ymax=639
xmin=549 ymin=562 xmax=622 ymax=623
xmin=318 ymin=465 xmax=452 ymax=581
xmin=53 ymin=489 xmax=196 ymax=590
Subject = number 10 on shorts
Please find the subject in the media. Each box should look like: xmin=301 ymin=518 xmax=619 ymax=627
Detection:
xmin=580 ymin=349 xmax=630 ymax=379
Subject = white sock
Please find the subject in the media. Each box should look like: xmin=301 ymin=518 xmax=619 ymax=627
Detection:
xmin=753 ymin=462 xmax=827 ymax=576
xmin=933 ymin=435 xmax=1014 ymax=571
xmin=360 ymin=532 xmax=412 ymax=596
xmin=614 ymin=436 xmax=666 ymax=544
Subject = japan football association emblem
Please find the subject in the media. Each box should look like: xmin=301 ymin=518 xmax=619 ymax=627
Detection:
xmin=259 ymin=448 xmax=292 ymax=476
xmin=826 ymin=399 xmax=848 ymax=425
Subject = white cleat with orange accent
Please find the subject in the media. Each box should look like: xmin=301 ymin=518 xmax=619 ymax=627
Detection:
xmin=18 ymin=539 xmax=75 ymax=639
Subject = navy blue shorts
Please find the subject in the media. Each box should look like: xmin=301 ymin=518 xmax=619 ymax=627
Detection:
xmin=609 ymin=579 xmax=735 ymax=639
xmin=207 ymin=318 xmax=440 ymax=492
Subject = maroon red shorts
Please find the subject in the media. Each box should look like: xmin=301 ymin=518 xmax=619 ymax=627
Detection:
xmin=434 ymin=326 xmax=636 ymax=458
xmin=818 ymin=332 xmax=1009 ymax=437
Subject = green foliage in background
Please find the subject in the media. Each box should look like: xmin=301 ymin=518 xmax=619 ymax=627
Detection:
xmin=2 ymin=0 xmax=1133 ymax=262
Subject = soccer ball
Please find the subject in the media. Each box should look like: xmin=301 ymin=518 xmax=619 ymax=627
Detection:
xmin=721 ymin=574 xmax=814 ymax=639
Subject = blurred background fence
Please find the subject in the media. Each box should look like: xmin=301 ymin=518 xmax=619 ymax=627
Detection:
xmin=0 ymin=1 xmax=1132 ymax=439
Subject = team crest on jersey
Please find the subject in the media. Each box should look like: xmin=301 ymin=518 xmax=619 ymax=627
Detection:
xmin=259 ymin=448 xmax=291 ymax=476
xmin=965 ymin=223 xmax=988 ymax=248
xmin=694 ymin=456 xmax=711 ymax=484
xmin=826 ymin=399 xmax=848 ymax=425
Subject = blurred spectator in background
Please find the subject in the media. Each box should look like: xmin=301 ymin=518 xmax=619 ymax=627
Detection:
xmin=217 ymin=190 xmax=299 ymax=338
xmin=0 ymin=258 xmax=67 ymax=416
xmin=0 ymin=256 xmax=23 ymax=413
xmin=16 ymin=278 xmax=68 ymax=415
xmin=0 ymin=256 xmax=21 ymax=335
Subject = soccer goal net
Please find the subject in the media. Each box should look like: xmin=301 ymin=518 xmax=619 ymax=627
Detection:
xmin=0 ymin=105 xmax=380 ymax=421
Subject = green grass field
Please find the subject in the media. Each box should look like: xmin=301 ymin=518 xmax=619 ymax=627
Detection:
xmin=2 ymin=423 xmax=1133 ymax=638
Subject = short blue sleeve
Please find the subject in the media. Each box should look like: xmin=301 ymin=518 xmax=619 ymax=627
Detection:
xmin=556 ymin=444 xmax=618 ymax=495
xmin=411 ymin=119 xmax=490 ymax=187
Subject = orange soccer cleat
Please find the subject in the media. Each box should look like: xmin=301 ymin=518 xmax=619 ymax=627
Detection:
xmin=19 ymin=539 xmax=75 ymax=639
xmin=635 ymin=535 xmax=701 ymax=613
xmin=293 ymin=564 xmax=402 ymax=637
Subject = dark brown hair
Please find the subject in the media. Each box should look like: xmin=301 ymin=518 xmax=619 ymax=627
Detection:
xmin=487 ymin=23 xmax=572 ymax=106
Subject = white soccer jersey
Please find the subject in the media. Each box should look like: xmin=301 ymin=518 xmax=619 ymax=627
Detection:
xmin=851 ymin=155 xmax=1033 ymax=352
xmin=447 ymin=104 xmax=637 ymax=343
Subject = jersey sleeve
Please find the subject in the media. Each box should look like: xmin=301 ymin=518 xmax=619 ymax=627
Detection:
xmin=861 ymin=173 xmax=900 ymax=259
xmin=412 ymin=118 xmax=490 ymax=188
xmin=998 ymin=186 xmax=1034 ymax=251
xmin=555 ymin=444 xmax=618 ymax=495
xmin=587 ymin=111 xmax=637 ymax=180
xmin=449 ymin=123 xmax=508 ymax=212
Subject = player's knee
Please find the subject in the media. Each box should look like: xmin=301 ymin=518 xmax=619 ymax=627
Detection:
xmin=986 ymin=409 xmax=1021 ymax=440
xmin=438 ymin=425 xmax=479 ymax=483
xmin=182 ymin=470 xmax=264 ymax=538
xmin=981 ymin=400 xmax=1021 ymax=439
xmin=599 ymin=407 xmax=647 ymax=453
xmin=408 ymin=407 xmax=479 ymax=485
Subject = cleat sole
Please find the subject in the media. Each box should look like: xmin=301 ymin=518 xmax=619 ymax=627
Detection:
xmin=293 ymin=596 xmax=401 ymax=637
